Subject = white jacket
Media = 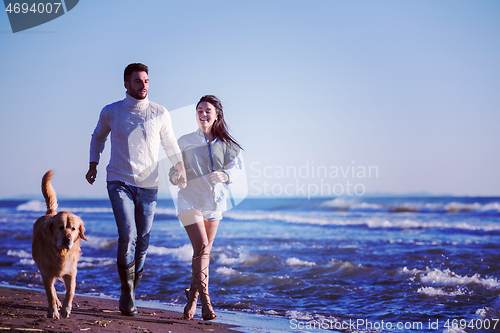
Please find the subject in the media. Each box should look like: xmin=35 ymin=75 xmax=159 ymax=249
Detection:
xmin=170 ymin=129 xmax=242 ymax=211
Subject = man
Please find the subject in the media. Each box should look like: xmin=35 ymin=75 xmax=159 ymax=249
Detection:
xmin=85 ymin=63 xmax=186 ymax=316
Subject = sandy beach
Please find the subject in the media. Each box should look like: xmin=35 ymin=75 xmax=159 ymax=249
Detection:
xmin=0 ymin=286 xmax=237 ymax=333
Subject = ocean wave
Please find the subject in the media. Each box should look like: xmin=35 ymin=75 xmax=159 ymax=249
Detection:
xmin=7 ymin=250 xmax=31 ymax=258
xmin=216 ymin=267 xmax=240 ymax=275
xmin=78 ymin=257 xmax=115 ymax=269
xmin=397 ymin=266 xmax=423 ymax=276
xmin=7 ymin=250 xmax=37 ymax=266
xmin=84 ymin=236 xmax=117 ymax=250
xmin=154 ymin=207 xmax=177 ymax=215
xmin=15 ymin=200 xmax=114 ymax=213
xmin=218 ymin=252 xmax=243 ymax=265
xmin=286 ymin=310 xmax=315 ymax=321
xmin=226 ymin=209 xmax=500 ymax=232
xmin=217 ymin=251 xmax=267 ymax=266
xmin=148 ymin=244 xmax=192 ymax=261
xmin=60 ymin=207 xmax=113 ymax=213
xmin=319 ymin=199 xmax=500 ymax=215
xmin=225 ymin=210 xmax=361 ymax=226
xmin=419 ymin=268 xmax=500 ymax=289
xmin=417 ymin=286 xmax=466 ymax=297
xmin=12 ymin=270 xmax=42 ymax=285
xmin=443 ymin=327 xmax=467 ymax=333
xmin=16 ymin=258 xmax=35 ymax=266
xmin=328 ymin=259 xmax=367 ymax=276
xmin=286 ymin=257 xmax=316 ymax=266
xmin=16 ymin=200 xmax=46 ymax=212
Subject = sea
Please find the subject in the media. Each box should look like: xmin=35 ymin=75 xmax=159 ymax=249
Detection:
xmin=1 ymin=196 xmax=500 ymax=333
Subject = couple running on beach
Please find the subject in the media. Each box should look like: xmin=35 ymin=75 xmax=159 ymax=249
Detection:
xmin=85 ymin=63 xmax=243 ymax=321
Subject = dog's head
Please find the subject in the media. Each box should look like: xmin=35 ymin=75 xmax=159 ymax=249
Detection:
xmin=47 ymin=212 xmax=87 ymax=250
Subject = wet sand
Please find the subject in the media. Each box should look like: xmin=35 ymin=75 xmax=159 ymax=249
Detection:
xmin=0 ymin=286 xmax=237 ymax=332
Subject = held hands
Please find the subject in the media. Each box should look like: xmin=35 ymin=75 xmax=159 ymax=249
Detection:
xmin=173 ymin=162 xmax=187 ymax=188
xmin=210 ymin=171 xmax=228 ymax=183
xmin=171 ymin=163 xmax=228 ymax=187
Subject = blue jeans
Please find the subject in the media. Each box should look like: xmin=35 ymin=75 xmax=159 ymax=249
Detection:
xmin=107 ymin=181 xmax=158 ymax=272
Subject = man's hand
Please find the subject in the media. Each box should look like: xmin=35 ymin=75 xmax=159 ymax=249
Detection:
xmin=86 ymin=162 xmax=98 ymax=185
xmin=174 ymin=162 xmax=187 ymax=188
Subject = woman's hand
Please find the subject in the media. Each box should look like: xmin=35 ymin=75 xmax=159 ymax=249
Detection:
xmin=173 ymin=162 xmax=187 ymax=188
xmin=210 ymin=171 xmax=228 ymax=183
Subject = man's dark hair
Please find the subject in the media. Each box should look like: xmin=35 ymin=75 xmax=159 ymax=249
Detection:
xmin=124 ymin=63 xmax=148 ymax=82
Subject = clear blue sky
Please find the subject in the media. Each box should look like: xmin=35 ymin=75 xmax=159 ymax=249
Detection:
xmin=0 ymin=0 xmax=499 ymax=199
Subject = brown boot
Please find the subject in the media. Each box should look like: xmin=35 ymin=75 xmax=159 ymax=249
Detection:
xmin=192 ymin=244 xmax=216 ymax=321
xmin=183 ymin=282 xmax=199 ymax=320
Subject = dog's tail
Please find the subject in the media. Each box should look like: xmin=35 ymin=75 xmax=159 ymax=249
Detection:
xmin=42 ymin=170 xmax=58 ymax=215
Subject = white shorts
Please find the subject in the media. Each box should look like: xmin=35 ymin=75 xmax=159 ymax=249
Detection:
xmin=177 ymin=195 xmax=223 ymax=222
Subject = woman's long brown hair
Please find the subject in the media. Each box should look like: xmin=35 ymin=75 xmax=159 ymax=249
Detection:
xmin=197 ymin=95 xmax=243 ymax=150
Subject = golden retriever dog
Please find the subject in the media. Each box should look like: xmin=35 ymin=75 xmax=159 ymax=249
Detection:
xmin=32 ymin=170 xmax=87 ymax=319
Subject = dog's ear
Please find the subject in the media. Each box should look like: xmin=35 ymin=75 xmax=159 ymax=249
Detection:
xmin=79 ymin=222 xmax=87 ymax=241
xmin=42 ymin=217 xmax=60 ymax=244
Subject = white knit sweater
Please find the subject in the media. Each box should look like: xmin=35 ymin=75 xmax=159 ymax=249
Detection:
xmin=90 ymin=93 xmax=182 ymax=188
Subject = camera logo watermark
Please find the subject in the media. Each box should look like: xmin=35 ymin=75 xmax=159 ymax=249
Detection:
xmin=4 ymin=0 xmax=79 ymax=33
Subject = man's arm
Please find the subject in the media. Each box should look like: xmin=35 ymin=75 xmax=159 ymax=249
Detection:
xmin=86 ymin=107 xmax=110 ymax=185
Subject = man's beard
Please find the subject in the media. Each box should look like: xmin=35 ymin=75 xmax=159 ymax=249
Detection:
xmin=129 ymin=89 xmax=147 ymax=100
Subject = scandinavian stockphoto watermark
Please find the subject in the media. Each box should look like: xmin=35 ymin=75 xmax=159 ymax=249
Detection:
xmin=3 ymin=0 xmax=79 ymax=33
xmin=290 ymin=318 xmax=500 ymax=331
xmin=249 ymin=160 xmax=378 ymax=198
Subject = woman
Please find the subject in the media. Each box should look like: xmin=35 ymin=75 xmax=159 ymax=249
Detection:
xmin=170 ymin=95 xmax=242 ymax=320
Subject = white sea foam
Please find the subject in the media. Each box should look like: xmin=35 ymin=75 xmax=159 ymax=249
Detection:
xmin=16 ymin=200 xmax=113 ymax=213
xmin=84 ymin=236 xmax=116 ymax=250
xmin=319 ymin=199 xmax=500 ymax=215
xmin=223 ymin=210 xmax=273 ymax=221
xmin=265 ymin=310 xmax=279 ymax=315
xmin=59 ymin=207 xmax=113 ymax=213
xmin=217 ymin=251 xmax=264 ymax=266
xmin=216 ymin=267 xmax=239 ymax=275
xmin=445 ymin=202 xmax=482 ymax=212
xmin=351 ymin=202 xmax=383 ymax=210
xmin=480 ymin=202 xmax=500 ymax=213
xmin=442 ymin=328 xmax=467 ymax=333
xmin=321 ymin=198 xmax=354 ymax=209
xmin=153 ymin=207 xmax=177 ymax=215
xmin=16 ymin=258 xmax=35 ymax=266
xmin=420 ymin=269 xmax=500 ymax=289
xmin=148 ymin=244 xmax=193 ymax=261
xmin=78 ymin=257 xmax=115 ymax=268
xmin=286 ymin=257 xmax=316 ymax=266
xmin=286 ymin=310 xmax=315 ymax=321
xmin=328 ymin=259 xmax=365 ymax=274
xmin=226 ymin=209 xmax=500 ymax=232
xmin=16 ymin=200 xmax=46 ymax=212
xmin=218 ymin=253 xmax=243 ymax=265
xmin=476 ymin=308 xmax=488 ymax=318
xmin=417 ymin=286 xmax=465 ymax=297
xmin=7 ymin=250 xmax=31 ymax=258
xmin=398 ymin=266 xmax=422 ymax=276
xmin=417 ymin=286 xmax=449 ymax=296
